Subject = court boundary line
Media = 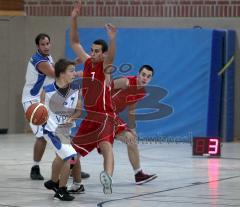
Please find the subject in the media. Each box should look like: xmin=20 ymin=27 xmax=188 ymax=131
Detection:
xmin=97 ymin=175 xmax=240 ymax=207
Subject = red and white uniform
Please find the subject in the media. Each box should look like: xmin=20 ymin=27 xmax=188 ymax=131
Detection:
xmin=112 ymin=76 xmax=146 ymax=113
xmin=71 ymin=58 xmax=126 ymax=156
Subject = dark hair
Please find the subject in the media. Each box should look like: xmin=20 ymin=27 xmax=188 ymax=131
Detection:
xmin=93 ymin=39 xmax=108 ymax=53
xmin=139 ymin=65 xmax=154 ymax=76
xmin=35 ymin=33 xmax=50 ymax=45
xmin=54 ymin=58 xmax=75 ymax=78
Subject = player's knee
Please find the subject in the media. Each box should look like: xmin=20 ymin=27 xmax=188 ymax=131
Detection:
xmin=99 ymin=141 xmax=113 ymax=152
xmin=125 ymin=132 xmax=137 ymax=145
xmin=36 ymin=137 xmax=47 ymax=145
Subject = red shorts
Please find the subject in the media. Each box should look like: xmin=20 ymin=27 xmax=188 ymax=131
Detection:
xmin=71 ymin=115 xmax=128 ymax=157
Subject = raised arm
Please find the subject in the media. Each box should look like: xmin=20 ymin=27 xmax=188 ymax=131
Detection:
xmin=103 ymin=23 xmax=117 ymax=68
xmin=70 ymin=0 xmax=90 ymax=64
xmin=113 ymin=77 xmax=129 ymax=90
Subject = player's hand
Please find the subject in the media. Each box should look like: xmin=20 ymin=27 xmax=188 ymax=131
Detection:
xmin=71 ymin=0 xmax=81 ymax=18
xmin=66 ymin=117 xmax=74 ymax=124
xmin=74 ymin=57 xmax=82 ymax=65
xmin=105 ymin=23 xmax=117 ymax=39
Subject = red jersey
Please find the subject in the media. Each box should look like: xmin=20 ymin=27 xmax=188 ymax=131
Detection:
xmin=72 ymin=59 xmax=128 ymax=156
xmin=82 ymin=58 xmax=114 ymax=117
xmin=112 ymin=76 xmax=146 ymax=113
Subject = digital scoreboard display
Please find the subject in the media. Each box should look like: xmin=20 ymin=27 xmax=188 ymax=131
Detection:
xmin=192 ymin=137 xmax=221 ymax=157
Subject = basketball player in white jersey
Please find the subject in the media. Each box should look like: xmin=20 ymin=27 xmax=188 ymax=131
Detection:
xmin=22 ymin=34 xmax=89 ymax=180
xmin=41 ymin=58 xmax=83 ymax=201
xmin=22 ymin=33 xmax=55 ymax=180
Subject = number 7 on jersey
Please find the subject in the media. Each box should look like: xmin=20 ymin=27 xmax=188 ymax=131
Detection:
xmin=91 ymin=72 xmax=95 ymax=81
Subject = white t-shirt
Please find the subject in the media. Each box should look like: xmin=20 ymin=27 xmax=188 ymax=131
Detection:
xmin=22 ymin=51 xmax=54 ymax=103
xmin=43 ymin=82 xmax=80 ymax=133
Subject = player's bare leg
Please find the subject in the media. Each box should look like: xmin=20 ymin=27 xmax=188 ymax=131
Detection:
xmin=44 ymin=155 xmax=75 ymax=201
xmin=44 ymin=155 xmax=65 ymax=193
xmin=68 ymin=155 xmax=85 ymax=194
xmin=117 ymin=131 xmax=157 ymax=185
xmin=99 ymin=141 xmax=114 ymax=176
xmin=59 ymin=160 xmax=71 ymax=188
xmin=116 ymin=130 xmax=139 ymax=168
xmin=51 ymin=155 xmax=64 ymax=183
xmin=69 ymin=157 xmax=90 ymax=179
xmin=33 ymin=137 xmax=46 ymax=162
xmin=31 ymin=137 xmax=46 ymax=180
xmin=127 ymin=142 xmax=141 ymax=170
xmin=99 ymin=141 xmax=114 ymax=194
xmin=52 ymin=156 xmax=75 ymax=201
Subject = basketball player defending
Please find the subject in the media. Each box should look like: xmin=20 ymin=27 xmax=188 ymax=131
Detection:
xmin=113 ymin=65 xmax=157 ymax=184
xmin=70 ymin=1 xmax=135 ymax=194
xmin=41 ymin=58 xmax=82 ymax=201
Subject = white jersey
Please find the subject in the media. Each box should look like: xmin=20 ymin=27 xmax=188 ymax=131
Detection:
xmin=43 ymin=82 xmax=80 ymax=134
xmin=22 ymin=51 xmax=54 ymax=103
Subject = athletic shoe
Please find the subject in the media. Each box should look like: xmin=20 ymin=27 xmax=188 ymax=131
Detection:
xmin=81 ymin=171 xmax=90 ymax=179
xmin=54 ymin=187 xmax=75 ymax=201
xmin=135 ymin=170 xmax=157 ymax=185
xmin=100 ymin=171 xmax=112 ymax=194
xmin=30 ymin=165 xmax=44 ymax=180
xmin=69 ymin=171 xmax=90 ymax=179
xmin=44 ymin=180 xmax=59 ymax=192
xmin=68 ymin=184 xmax=85 ymax=194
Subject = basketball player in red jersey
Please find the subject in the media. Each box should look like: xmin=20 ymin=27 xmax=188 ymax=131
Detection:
xmin=113 ymin=65 xmax=157 ymax=185
xmin=70 ymin=1 xmax=135 ymax=194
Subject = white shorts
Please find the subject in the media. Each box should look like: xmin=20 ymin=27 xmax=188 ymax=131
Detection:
xmin=22 ymin=100 xmax=43 ymax=138
xmin=43 ymin=130 xmax=77 ymax=161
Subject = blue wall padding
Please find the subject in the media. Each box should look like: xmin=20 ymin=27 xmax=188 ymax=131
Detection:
xmin=206 ymin=30 xmax=224 ymax=137
xmin=65 ymin=28 xmax=227 ymax=141
xmin=220 ymin=30 xmax=235 ymax=142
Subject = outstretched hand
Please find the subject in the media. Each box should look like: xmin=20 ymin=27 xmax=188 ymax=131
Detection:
xmin=105 ymin=23 xmax=117 ymax=39
xmin=71 ymin=0 xmax=81 ymax=18
xmin=65 ymin=117 xmax=74 ymax=125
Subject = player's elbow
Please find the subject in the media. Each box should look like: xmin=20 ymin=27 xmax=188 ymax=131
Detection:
xmin=70 ymin=40 xmax=79 ymax=49
xmin=124 ymin=79 xmax=129 ymax=88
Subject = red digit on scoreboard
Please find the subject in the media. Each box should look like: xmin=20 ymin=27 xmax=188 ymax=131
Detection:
xmin=208 ymin=138 xmax=219 ymax=155
xmin=193 ymin=137 xmax=221 ymax=156
xmin=195 ymin=138 xmax=205 ymax=154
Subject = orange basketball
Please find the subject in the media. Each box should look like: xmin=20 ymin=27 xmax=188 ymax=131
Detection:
xmin=25 ymin=103 xmax=48 ymax=125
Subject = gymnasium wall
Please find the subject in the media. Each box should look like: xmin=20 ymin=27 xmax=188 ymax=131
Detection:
xmin=65 ymin=28 xmax=225 ymax=139
xmin=23 ymin=0 xmax=240 ymax=17
xmin=0 ymin=16 xmax=239 ymax=141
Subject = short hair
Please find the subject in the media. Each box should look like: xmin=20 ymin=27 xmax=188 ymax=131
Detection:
xmin=54 ymin=58 xmax=75 ymax=78
xmin=35 ymin=33 xmax=50 ymax=45
xmin=93 ymin=39 xmax=108 ymax=53
xmin=139 ymin=65 xmax=154 ymax=76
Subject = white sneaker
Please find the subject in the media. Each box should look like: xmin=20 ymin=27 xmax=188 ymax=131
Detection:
xmin=100 ymin=171 xmax=112 ymax=194
xmin=67 ymin=184 xmax=85 ymax=194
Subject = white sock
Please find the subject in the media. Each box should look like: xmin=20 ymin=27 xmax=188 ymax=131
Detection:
xmin=73 ymin=181 xmax=81 ymax=187
xmin=70 ymin=181 xmax=81 ymax=190
xmin=134 ymin=168 xmax=142 ymax=175
xmin=33 ymin=161 xmax=40 ymax=166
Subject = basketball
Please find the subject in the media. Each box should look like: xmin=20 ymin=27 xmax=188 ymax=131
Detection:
xmin=25 ymin=103 xmax=48 ymax=125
